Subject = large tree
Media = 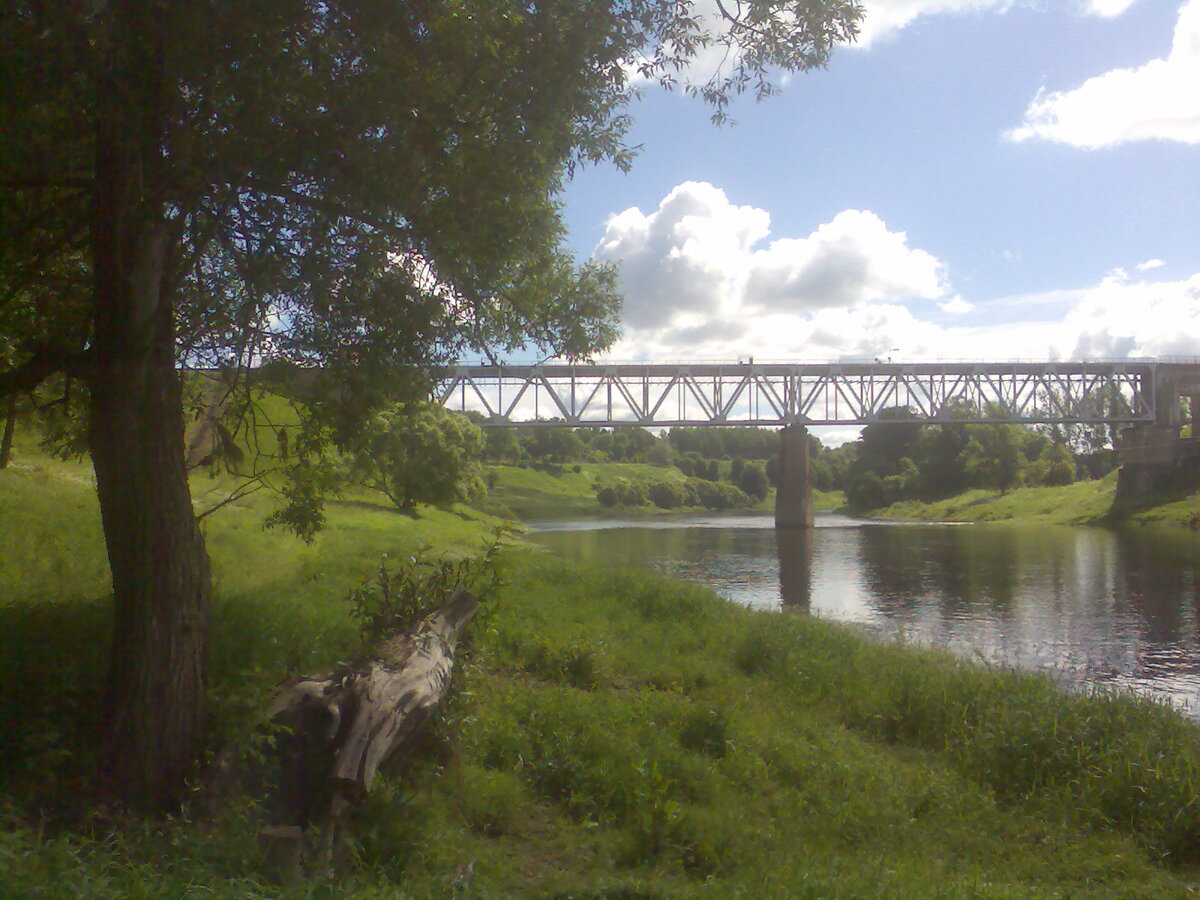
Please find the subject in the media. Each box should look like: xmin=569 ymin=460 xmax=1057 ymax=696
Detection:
xmin=0 ymin=0 xmax=861 ymax=809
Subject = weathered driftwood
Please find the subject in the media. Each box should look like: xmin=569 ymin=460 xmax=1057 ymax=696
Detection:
xmin=261 ymin=589 xmax=479 ymax=873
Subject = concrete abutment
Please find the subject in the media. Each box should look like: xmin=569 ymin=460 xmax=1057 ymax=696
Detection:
xmin=775 ymin=424 xmax=814 ymax=529
xmin=1115 ymin=375 xmax=1200 ymax=506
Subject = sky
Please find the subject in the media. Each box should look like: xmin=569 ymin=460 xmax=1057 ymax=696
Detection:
xmin=560 ymin=0 xmax=1200 ymax=366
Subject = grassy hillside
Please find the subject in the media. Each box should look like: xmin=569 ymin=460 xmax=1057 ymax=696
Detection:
xmin=872 ymin=471 xmax=1200 ymax=529
xmin=483 ymin=461 xmax=844 ymax=521
xmin=872 ymin=473 xmax=1121 ymax=525
xmin=4 ymin=449 xmax=1200 ymax=896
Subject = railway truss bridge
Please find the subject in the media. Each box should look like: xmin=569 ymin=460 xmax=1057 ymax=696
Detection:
xmin=434 ymin=361 xmax=1200 ymax=527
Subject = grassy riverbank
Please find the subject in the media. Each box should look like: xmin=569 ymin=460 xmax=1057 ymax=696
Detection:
xmin=870 ymin=471 xmax=1200 ymax=530
xmin=4 ymin=450 xmax=1200 ymax=896
xmin=483 ymin=461 xmax=844 ymax=521
xmin=483 ymin=458 xmax=1198 ymax=531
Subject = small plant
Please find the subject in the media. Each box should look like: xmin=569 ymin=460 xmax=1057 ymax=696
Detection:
xmin=346 ymin=526 xmax=512 ymax=645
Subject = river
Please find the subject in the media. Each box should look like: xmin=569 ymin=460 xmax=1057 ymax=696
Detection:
xmin=528 ymin=514 xmax=1200 ymax=715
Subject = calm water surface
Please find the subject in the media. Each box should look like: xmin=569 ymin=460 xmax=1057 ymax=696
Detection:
xmin=529 ymin=514 xmax=1200 ymax=714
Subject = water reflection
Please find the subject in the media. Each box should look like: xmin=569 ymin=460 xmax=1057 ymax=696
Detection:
xmin=775 ymin=528 xmax=812 ymax=610
xmin=529 ymin=515 xmax=1200 ymax=715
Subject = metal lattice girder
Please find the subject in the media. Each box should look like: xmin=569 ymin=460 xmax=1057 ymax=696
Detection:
xmin=433 ymin=361 xmax=1198 ymax=428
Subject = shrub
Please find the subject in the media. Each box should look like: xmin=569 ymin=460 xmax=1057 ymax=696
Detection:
xmin=648 ymin=480 xmax=686 ymax=509
xmin=736 ymin=461 xmax=769 ymax=501
xmin=689 ymin=478 xmax=752 ymax=510
xmin=614 ymin=479 xmax=647 ymax=507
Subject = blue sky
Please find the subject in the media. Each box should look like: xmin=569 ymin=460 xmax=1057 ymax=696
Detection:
xmin=560 ymin=0 xmax=1200 ymax=364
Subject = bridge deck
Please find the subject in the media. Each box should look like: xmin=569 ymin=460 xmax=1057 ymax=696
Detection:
xmin=435 ymin=361 xmax=1200 ymax=428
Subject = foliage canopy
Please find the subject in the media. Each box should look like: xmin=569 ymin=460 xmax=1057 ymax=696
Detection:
xmin=0 ymin=0 xmax=863 ymax=808
xmin=350 ymin=403 xmax=486 ymax=512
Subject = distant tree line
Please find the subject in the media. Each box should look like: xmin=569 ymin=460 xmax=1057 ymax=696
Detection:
xmin=455 ymin=404 xmax=1113 ymax=514
xmin=837 ymin=405 xmax=1079 ymax=510
xmin=472 ymin=420 xmax=780 ymax=467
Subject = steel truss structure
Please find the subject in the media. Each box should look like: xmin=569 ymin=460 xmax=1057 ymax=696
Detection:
xmin=434 ymin=361 xmax=1182 ymax=428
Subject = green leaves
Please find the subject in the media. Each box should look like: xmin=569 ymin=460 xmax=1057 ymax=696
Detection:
xmin=350 ymin=402 xmax=486 ymax=513
xmin=346 ymin=528 xmax=511 ymax=645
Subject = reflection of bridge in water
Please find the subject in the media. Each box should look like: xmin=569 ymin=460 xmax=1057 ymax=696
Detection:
xmin=435 ymin=360 xmax=1200 ymax=527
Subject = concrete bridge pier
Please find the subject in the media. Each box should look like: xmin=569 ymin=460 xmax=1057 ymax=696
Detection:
xmin=1115 ymin=376 xmax=1200 ymax=506
xmin=776 ymin=527 xmax=813 ymax=609
xmin=775 ymin=423 xmax=814 ymax=529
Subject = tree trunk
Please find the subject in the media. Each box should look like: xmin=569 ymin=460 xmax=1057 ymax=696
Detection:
xmin=261 ymin=591 xmax=479 ymax=871
xmin=0 ymin=392 xmax=16 ymax=468
xmin=89 ymin=314 xmax=212 ymax=810
xmin=89 ymin=60 xmax=211 ymax=808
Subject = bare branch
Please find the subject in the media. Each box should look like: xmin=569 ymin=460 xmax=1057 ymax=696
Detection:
xmin=243 ymin=182 xmax=410 ymax=242
xmin=0 ymin=345 xmax=90 ymax=398
xmin=194 ymin=470 xmax=276 ymax=522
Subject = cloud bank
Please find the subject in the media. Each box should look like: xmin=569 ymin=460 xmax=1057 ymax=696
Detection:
xmin=1007 ymin=0 xmax=1200 ymax=147
xmin=593 ymin=182 xmax=1200 ymax=365
xmin=594 ymin=182 xmax=947 ymax=332
xmin=855 ymin=0 xmax=1137 ymax=48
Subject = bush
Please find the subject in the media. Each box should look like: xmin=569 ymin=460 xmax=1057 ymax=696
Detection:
xmin=736 ymin=461 xmax=769 ymax=501
xmin=1042 ymin=444 xmax=1076 ymax=486
xmin=615 ymin=479 xmax=647 ymax=507
xmin=689 ymin=478 xmax=752 ymax=510
xmin=648 ymin=480 xmax=687 ymax=509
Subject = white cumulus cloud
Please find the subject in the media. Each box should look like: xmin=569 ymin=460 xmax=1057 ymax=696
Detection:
xmin=744 ymin=210 xmax=947 ymax=310
xmin=591 ymin=183 xmax=1200 ymax=366
xmin=856 ymin=0 xmax=1014 ymax=48
xmin=1007 ymin=0 xmax=1200 ymax=147
xmin=593 ymin=183 xmax=949 ymax=340
xmin=939 ymin=295 xmax=975 ymax=314
xmin=593 ymin=182 xmax=770 ymax=329
xmin=1085 ymin=0 xmax=1138 ymax=16
xmin=855 ymin=0 xmax=1136 ymax=48
xmin=1060 ymin=271 xmax=1200 ymax=358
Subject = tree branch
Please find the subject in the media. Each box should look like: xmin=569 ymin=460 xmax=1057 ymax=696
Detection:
xmin=194 ymin=470 xmax=276 ymax=522
xmin=0 ymin=176 xmax=91 ymax=191
xmin=243 ymin=182 xmax=411 ymax=242
xmin=0 ymin=345 xmax=90 ymax=397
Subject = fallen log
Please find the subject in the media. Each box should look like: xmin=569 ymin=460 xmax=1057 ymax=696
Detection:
xmin=261 ymin=589 xmax=480 ymax=874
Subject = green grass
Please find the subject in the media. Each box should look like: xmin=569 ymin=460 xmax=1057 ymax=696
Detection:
xmin=4 ymin=450 xmax=1200 ymax=896
xmin=484 ymin=461 xmax=843 ymax=520
xmin=1123 ymin=491 xmax=1200 ymax=530
xmin=873 ymin=473 xmax=1121 ymax=525
xmin=871 ymin=470 xmax=1200 ymax=530
xmin=482 ymin=462 xmax=647 ymax=519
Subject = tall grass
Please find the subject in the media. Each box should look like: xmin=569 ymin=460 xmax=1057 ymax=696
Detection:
xmin=731 ymin=608 xmax=1200 ymax=862
xmin=4 ymin=452 xmax=1200 ymax=896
